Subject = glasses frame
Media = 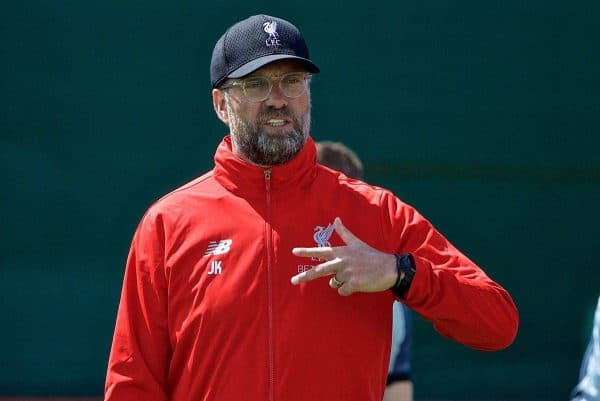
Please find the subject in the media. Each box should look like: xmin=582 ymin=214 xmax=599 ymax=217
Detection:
xmin=221 ymin=72 xmax=312 ymax=102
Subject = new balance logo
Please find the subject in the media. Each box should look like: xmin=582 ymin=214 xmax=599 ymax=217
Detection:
xmin=204 ymin=239 xmax=232 ymax=256
xmin=208 ymin=260 xmax=222 ymax=275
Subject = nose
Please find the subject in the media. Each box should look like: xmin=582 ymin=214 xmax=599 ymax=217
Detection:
xmin=264 ymin=81 xmax=288 ymax=109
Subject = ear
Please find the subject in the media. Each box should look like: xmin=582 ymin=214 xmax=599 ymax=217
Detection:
xmin=212 ymin=88 xmax=229 ymax=125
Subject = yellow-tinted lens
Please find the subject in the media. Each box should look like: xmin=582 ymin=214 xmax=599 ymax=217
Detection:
xmin=280 ymin=73 xmax=307 ymax=98
xmin=242 ymin=77 xmax=270 ymax=101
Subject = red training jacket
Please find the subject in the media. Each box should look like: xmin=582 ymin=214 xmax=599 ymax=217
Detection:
xmin=105 ymin=136 xmax=518 ymax=401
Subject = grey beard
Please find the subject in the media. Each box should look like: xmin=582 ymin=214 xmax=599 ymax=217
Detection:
xmin=249 ymin=128 xmax=307 ymax=166
xmin=227 ymin=102 xmax=311 ymax=166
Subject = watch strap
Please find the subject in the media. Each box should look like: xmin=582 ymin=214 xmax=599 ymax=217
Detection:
xmin=390 ymin=253 xmax=416 ymax=297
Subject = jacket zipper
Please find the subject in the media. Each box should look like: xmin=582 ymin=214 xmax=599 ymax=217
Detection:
xmin=264 ymin=169 xmax=274 ymax=401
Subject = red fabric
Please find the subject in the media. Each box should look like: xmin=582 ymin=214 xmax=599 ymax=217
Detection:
xmin=105 ymin=136 xmax=518 ymax=401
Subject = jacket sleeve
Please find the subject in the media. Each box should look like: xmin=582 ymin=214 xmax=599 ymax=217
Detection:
xmin=105 ymin=209 xmax=171 ymax=400
xmin=380 ymin=191 xmax=519 ymax=351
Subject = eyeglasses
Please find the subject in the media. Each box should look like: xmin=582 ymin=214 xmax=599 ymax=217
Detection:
xmin=221 ymin=72 xmax=312 ymax=102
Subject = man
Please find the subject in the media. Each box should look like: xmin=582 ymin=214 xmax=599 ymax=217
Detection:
xmin=571 ymin=295 xmax=600 ymax=401
xmin=105 ymin=14 xmax=518 ymax=401
xmin=316 ymin=141 xmax=413 ymax=401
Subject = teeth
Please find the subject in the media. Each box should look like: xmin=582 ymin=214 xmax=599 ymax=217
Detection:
xmin=267 ymin=119 xmax=285 ymax=126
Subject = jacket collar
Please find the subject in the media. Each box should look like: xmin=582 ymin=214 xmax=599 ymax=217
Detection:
xmin=213 ymin=135 xmax=318 ymax=197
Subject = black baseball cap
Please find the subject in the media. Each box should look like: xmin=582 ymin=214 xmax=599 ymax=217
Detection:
xmin=210 ymin=14 xmax=320 ymax=88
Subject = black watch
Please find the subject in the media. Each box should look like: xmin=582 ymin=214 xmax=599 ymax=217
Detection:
xmin=390 ymin=253 xmax=416 ymax=297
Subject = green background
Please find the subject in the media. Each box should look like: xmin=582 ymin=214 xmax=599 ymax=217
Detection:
xmin=1 ymin=1 xmax=599 ymax=399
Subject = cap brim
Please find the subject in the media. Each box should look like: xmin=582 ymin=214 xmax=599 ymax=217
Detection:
xmin=228 ymin=54 xmax=320 ymax=78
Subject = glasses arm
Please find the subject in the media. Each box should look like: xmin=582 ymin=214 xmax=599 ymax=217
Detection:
xmin=219 ymin=82 xmax=242 ymax=90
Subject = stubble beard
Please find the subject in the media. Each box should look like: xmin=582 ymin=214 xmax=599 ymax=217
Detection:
xmin=225 ymin=96 xmax=311 ymax=166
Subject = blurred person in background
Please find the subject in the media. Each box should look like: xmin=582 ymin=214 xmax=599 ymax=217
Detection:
xmin=316 ymin=140 xmax=413 ymax=401
xmin=571 ymin=295 xmax=600 ymax=401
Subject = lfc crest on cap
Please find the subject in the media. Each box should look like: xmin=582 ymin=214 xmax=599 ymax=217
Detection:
xmin=263 ymin=21 xmax=281 ymax=47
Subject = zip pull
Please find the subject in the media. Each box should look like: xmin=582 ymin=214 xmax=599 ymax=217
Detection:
xmin=264 ymin=169 xmax=271 ymax=191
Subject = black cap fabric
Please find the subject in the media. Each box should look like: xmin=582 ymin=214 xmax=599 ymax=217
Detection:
xmin=210 ymin=15 xmax=319 ymax=88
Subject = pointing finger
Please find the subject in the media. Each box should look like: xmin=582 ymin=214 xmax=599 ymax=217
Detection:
xmin=290 ymin=258 xmax=341 ymax=285
xmin=292 ymin=246 xmax=335 ymax=260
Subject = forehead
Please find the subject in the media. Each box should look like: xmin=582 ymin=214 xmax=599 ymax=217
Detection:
xmin=247 ymin=59 xmax=309 ymax=77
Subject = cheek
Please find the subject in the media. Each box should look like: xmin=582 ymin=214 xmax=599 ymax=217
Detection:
xmin=233 ymin=104 xmax=261 ymax=124
xmin=288 ymin=98 xmax=309 ymax=118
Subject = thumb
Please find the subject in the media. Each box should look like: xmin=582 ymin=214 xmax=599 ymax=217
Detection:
xmin=333 ymin=217 xmax=359 ymax=245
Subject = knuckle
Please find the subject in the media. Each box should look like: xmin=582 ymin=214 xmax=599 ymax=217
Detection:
xmin=339 ymin=287 xmax=351 ymax=296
